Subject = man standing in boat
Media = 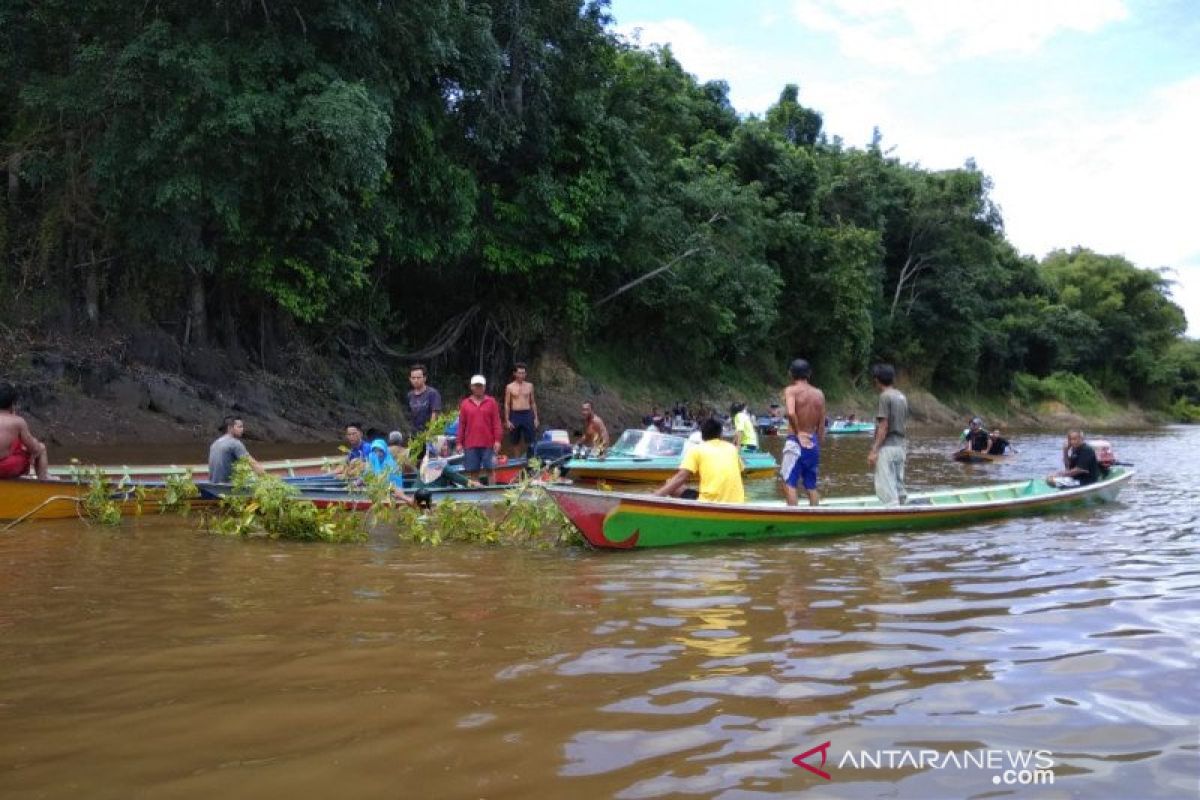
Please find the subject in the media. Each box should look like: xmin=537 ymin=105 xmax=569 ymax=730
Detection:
xmin=455 ymin=375 xmax=503 ymax=481
xmin=406 ymin=364 xmax=443 ymax=434
xmin=208 ymin=416 xmax=266 ymax=484
xmin=0 ymin=384 xmax=50 ymax=480
xmin=654 ymin=417 xmax=744 ymax=503
xmin=868 ymin=364 xmax=908 ymax=504
xmin=578 ymin=401 xmax=610 ymax=451
xmin=780 ymin=359 xmax=826 ymax=506
xmin=504 ymin=362 xmax=539 ymax=458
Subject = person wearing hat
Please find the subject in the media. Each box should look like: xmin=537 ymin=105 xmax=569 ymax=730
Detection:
xmin=455 ymin=375 xmax=502 ymax=479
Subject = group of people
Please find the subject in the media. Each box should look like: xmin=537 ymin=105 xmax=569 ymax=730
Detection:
xmin=959 ymin=417 xmax=1016 ymax=456
xmin=652 ymin=360 xmax=910 ymax=508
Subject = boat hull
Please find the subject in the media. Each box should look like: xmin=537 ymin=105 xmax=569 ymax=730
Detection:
xmin=196 ymin=482 xmax=513 ymax=508
xmin=0 ymin=479 xmax=212 ymax=521
xmin=546 ymin=469 xmax=1132 ymax=549
xmin=46 ymin=455 xmax=528 ymax=485
xmin=565 ymin=453 xmax=778 ymax=484
xmin=952 ymin=449 xmax=1012 ymax=464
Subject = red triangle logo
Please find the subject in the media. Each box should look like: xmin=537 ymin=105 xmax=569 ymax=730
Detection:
xmin=792 ymin=741 xmax=832 ymax=780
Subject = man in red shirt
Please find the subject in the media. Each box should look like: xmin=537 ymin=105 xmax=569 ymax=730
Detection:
xmin=455 ymin=375 xmax=502 ymax=479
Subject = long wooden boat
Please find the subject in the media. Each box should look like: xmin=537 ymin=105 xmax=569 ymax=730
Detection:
xmin=545 ymin=468 xmax=1133 ymax=549
xmin=827 ymin=421 xmax=876 ymax=434
xmin=565 ymin=429 xmax=777 ymax=484
xmin=196 ymin=482 xmax=512 ymax=508
xmin=46 ymin=454 xmax=530 ymax=485
xmin=0 ymin=479 xmax=213 ymax=522
xmin=47 ymin=456 xmax=334 ymax=483
xmin=952 ymin=449 xmax=1012 ymax=464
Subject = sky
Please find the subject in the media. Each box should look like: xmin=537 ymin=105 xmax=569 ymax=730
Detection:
xmin=607 ymin=0 xmax=1200 ymax=335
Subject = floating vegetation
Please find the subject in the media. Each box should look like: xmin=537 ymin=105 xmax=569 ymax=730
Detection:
xmin=206 ymin=463 xmax=367 ymax=543
xmin=159 ymin=472 xmax=199 ymax=516
xmin=395 ymin=477 xmax=583 ymax=548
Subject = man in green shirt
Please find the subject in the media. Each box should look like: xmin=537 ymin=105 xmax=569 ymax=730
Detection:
xmin=868 ymin=364 xmax=908 ymax=505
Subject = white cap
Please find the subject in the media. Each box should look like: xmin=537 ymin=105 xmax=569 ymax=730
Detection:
xmin=470 ymin=374 xmax=486 ymax=386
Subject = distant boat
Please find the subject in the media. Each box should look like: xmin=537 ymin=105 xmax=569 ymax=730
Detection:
xmin=755 ymin=416 xmax=783 ymax=436
xmin=564 ymin=429 xmax=777 ymax=483
xmin=546 ymin=469 xmax=1133 ymax=549
xmin=952 ymin=449 xmax=1012 ymax=464
xmin=827 ymin=420 xmax=875 ymax=434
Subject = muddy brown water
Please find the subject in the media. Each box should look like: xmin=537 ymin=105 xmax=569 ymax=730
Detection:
xmin=2 ymin=429 xmax=1198 ymax=798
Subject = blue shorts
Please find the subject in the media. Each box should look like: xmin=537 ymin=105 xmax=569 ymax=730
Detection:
xmin=780 ymin=435 xmax=820 ymax=491
xmin=461 ymin=447 xmax=495 ymax=472
xmin=509 ymin=409 xmax=536 ymax=447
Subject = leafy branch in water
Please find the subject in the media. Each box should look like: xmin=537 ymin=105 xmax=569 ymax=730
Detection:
xmin=406 ymin=410 xmax=457 ymax=463
xmin=160 ymin=472 xmax=200 ymax=515
xmin=395 ymin=476 xmax=581 ymax=548
xmin=68 ymin=463 xmax=124 ymax=526
xmin=206 ymin=462 xmax=367 ymax=543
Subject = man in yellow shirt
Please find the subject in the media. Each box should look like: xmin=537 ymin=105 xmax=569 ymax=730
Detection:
xmin=731 ymin=402 xmax=759 ymax=450
xmin=654 ymin=418 xmax=745 ymax=503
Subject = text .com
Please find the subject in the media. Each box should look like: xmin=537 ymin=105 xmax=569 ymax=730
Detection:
xmin=793 ymin=741 xmax=1056 ymax=785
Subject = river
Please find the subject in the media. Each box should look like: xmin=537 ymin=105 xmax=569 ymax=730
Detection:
xmin=1 ymin=428 xmax=1197 ymax=798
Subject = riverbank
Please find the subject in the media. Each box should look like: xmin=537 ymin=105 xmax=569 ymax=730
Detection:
xmin=2 ymin=331 xmax=1162 ymax=448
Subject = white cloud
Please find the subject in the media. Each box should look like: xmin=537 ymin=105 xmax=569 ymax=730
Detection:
xmin=792 ymin=0 xmax=1129 ymax=72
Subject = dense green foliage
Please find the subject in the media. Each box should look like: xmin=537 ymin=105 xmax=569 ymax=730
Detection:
xmin=1 ymin=0 xmax=1192 ymax=407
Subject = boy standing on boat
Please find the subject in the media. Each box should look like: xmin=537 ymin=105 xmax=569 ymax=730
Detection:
xmin=868 ymin=364 xmax=908 ymax=504
xmin=0 ymin=384 xmax=49 ymax=480
xmin=654 ymin=417 xmax=744 ymax=503
xmin=780 ymin=359 xmax=826 ymax=506
xmin=504 ymin=362 xmax=539 ymax=458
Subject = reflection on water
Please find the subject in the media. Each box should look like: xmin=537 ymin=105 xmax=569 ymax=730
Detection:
xmin=1 ymin=429 xmax=1198 ymax=798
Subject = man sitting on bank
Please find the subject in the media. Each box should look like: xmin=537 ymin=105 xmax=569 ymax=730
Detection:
xmin=0 ymin=383 xmax=49 ymax=480
xmin=1046 ymin=429 xmax=1104 ymax=487
xmin=653 ymin=417 xmax=744 ymax=503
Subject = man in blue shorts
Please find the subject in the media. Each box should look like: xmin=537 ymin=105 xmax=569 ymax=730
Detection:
xmin=779 ymin=358 xmax=826 ymax=506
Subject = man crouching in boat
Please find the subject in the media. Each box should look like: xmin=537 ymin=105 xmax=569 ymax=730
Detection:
xmin=653 ymin=418 xmax=744 ymax=503
xmin=0 ymin=384 xmax=49 ymax=480
xmin=1046 ymin=429 xmax=1104 ymax=488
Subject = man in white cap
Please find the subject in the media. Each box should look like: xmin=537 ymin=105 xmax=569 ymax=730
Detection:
xmin=455 ymin=374 xmax=502 ymax=479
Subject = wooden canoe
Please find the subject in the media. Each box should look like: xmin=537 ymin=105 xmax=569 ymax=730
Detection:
xmin=196 ymin=481 xmax=513 ymax=508
xmin=545 ymin=468 xmax=1133 ymax=549
xmin=827 ymin=422 xmax=876 ymax=434
xmin=564 ymin=451 xmax=778 ymax=484
xmin=46 ymin=455 xmax=529 ymax=485
xmin=0 ymin=479 xmax=214 ymax=522
xmin=47 ymin=456 xmax=334 ymax=483
xmin=952 ymin=449 xmax=1012 ymax=464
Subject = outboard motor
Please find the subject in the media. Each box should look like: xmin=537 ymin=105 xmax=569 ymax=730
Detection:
xmin=1089 ymin=439 xmax=1117 ymax=470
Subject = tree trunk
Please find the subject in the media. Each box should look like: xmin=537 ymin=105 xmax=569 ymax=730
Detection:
xmin=83 ymin=262 xmax=100 ymax=326
xmin=186 ymin=268 xmax=208 ymax=346
xmin=507 ymin=0 xmax=524 ymax=117
xmin=6 ymin=152 xmax=18 ymax=204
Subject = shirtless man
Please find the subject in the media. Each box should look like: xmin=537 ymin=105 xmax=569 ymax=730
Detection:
xmin=779 ymin=359 xmax=826 ymax=506
xmin=0 ymin=384 xmax=49 ymax=480
xmin=504 ymin=362 xmax=539 ymax=457
xmin=579 ymin=401 xmax=609 ymax=451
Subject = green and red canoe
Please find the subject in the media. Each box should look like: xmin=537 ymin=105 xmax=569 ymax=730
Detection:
xmin=545 ymin=468 xmax=1133 ymax=549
